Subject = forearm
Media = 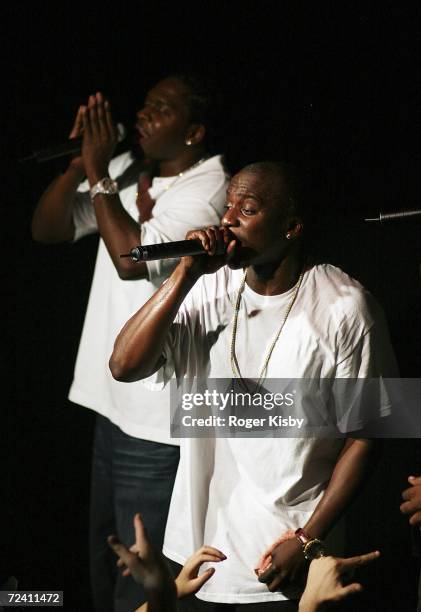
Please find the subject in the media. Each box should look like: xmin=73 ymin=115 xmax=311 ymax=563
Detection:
xmin=31 ymin=163 xmax=84 ymax=243
xmin=91 ymin=190 xmax=147 ymax=279
xmin=304 ymin=439 xmax=373 ymax=539
xmin=110 ymin=262 xmax=198 ymax=382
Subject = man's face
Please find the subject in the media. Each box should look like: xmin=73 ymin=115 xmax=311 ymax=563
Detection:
xmin=222 ymin=170 xmax=289 ymax=269
xmin=136 ymin=77 xmax=192 ymax=160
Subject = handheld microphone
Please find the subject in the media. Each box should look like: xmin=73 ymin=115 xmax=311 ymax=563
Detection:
xmin=20 ymin=123 xmax=126 ymax=163
xmin=120 ymin=239 xmax=225 ymax=262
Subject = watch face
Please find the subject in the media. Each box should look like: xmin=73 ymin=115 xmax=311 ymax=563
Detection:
xmin=101 ymin=178 xmax=117 ymax=192
xmin=304 ymin=539 xmax=325 ymax=560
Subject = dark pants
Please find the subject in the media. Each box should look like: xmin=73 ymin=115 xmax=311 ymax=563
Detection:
xmin=168 ymin=560 xmax=299 ymax=612
xmin=90 ymin=415 xmax=180 ymax=612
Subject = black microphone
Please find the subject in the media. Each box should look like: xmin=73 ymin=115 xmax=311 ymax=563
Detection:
xmin=20 ymin=123 xmax=126 ymax=163
xmin=120 ymin=239 xmax=225 ymax=262
xmin=365 ymin=208 xmax=421 ymax=222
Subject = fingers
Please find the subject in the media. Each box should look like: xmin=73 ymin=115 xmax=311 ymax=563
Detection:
xmin=185 ymin=227 xmax=223 ymax=256
xmin=133 ymin=513 xmax=151 ymax=557
xmin=337 ymin=582 xmax=363 ymax=600
xmin=339 ymin=551 xmax=380 ymax=571
xmin=84 ymin=92 xmax=116 ymax=141
xmin=196 ymin=546 xmax=226 ymax=558
xmin=409 ymin=511 xmax=421 ymax=527
xmin=409 ymin=475 xmax=421 ymax=486
xmin=190 ymin=567 xmax=215 ymax=591
xmin=69 ymin=105 xmax=86 ymax=139
xmin=107 ymin=534 xmax=132 ymax=566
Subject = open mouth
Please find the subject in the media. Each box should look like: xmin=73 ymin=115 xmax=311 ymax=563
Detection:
xmin=136 ymin=124 xmax=150 ymax=139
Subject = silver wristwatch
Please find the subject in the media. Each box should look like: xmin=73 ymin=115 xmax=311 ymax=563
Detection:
xmin=90 ymin=177 xmax=119 ymax=201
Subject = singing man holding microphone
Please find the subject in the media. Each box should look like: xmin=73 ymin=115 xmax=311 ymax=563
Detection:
xmin=31 ymin=74 xmax=229 ymax=612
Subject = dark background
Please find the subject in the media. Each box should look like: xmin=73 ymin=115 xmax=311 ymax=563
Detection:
xmin=3 ymin=2 xmax=421 ymax=610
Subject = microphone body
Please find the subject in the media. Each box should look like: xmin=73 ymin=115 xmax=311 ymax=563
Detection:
xmin=21 ymin=123 xmax=126 ymax=163
xmin=121 ymin=240 xmax=225 ymax=262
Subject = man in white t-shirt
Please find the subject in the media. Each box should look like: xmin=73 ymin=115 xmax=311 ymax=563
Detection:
xmin=109 ymin=162 xmax=397 ymax=610
xmin=32 ymin=75 xmax=229 ymax=612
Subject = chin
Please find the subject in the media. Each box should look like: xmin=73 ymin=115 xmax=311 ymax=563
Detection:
xmin=226 ymin=247 xmax=255 ymax=270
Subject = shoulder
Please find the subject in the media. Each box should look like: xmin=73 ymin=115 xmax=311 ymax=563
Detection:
xmin=304 ymin=264 xmax=382 ymax=330
xmin=171 ymin=155 xmax=230 ymax=196
xmin=185 ymin=266 xmax=242 ymax=312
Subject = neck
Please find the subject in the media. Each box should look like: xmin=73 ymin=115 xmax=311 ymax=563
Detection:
xmin=246 ymin=254 xmax=303 ymax=296
xmin=158 ymin=146 xmax=207 ymax=177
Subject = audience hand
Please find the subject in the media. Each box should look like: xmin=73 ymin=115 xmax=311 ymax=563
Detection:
xmin=401 ymin=475 xmax=421 ymax=526
xmin=298 ymin=551 xmax=380 ymax=612
xmin=175 ymin=546 xmax=226 ymax=598
xmin=108 ymin=513 xmax=175 ymax=596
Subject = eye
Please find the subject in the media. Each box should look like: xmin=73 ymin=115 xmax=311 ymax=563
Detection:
xmin=241 ymin=208 xmax=256 ymax=216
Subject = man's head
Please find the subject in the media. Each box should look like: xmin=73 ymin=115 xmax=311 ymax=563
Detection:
xmin=136 ymin=74 xmax=212 ymax=161
xmin=222 ymin=161 xmax=305 ymax=269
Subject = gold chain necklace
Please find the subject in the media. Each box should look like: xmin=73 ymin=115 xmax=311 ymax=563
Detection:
xmin=163 ymin=156 xmax=208 ymax=191
xmin=230 ymin=268 xmax=304 ymax=394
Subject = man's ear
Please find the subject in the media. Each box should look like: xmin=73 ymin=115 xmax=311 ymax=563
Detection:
xmin=185 ymin=124 xmax=206 ymax=146
xmin=284 ymin=219 xmax=304 ymax=241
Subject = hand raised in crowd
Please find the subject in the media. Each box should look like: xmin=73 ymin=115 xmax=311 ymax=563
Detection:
xmin=180 ymin=226 xmax=236 ymax=280
xmin=175 ymin=546 xmax=227 ymax=598
xmin=108 ymin=513 xmax=225 ymax=612
xmin=81 ymin=91 xmax=119 ymax=180
xmin=298 ymin=551 xmax=380 ymax=612
xmin=108 ymin=513 xmax=175 ymax=606
xmin=400 ymin=475 xmax=421 ymax=526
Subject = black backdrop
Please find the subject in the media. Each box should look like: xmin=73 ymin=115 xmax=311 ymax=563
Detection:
xmin=3 ymin=3 xmax=421 ymax=610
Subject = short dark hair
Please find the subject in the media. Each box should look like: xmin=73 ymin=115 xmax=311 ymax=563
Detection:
xmin=169 ymin=72 xmax=218 ymax=151
xmin=241 ymin=161 xmax=306 ymax=221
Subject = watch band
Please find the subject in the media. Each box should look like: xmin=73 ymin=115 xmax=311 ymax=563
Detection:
xmin=90 ymin=177 xmax=119 ymax=201
xmin=295 ymin=528 xmax=326 ymax=560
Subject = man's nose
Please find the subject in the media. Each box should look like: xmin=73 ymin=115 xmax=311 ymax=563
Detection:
xmin=137 ymin=106 xmax=151 ymax=122
xmin=222 ymin=207 xmax=239 ymax=227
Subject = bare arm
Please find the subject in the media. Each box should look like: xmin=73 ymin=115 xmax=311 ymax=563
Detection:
xmin=260 ymin=438 xmax=374 ymax=592
xmin=110 ymin=226 xmax=232 ymax=382
xmin=32 ymin=95 xmax=147 ymax=279
xmin=109 ymin=261 xmax=197 ymax=382
xmin=32 ymin=107 xmax=86 ymax=243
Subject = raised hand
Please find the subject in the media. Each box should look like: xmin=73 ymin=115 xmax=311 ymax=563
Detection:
xmin=299 ymin=551 xmax=380 ymax=611
xmin=68 ymin=105 xmax=87 ymax=172
xmin=82 ymin=92 xmax=119 ymax=180
xmin=175 ymin=546 xmax=226 ymax=598
xmin=180 ymin=226 xmax=236 ymax=280
xmin=401 ymin=475 xmax=421 ymax=526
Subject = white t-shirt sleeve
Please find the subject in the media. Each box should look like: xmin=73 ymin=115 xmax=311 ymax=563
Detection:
xmin=332 ymin=293 xmax=398 ymax=432
xmin=141 ymin=169 xmax=227 ymax=281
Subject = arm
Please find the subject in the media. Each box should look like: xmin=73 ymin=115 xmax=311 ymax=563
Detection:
xmin=81 ymin=92 xmax=147 ymax=279
xmin=260 ymin=438 xmax=374 ymax=592
xmin=109 ymin=226 xmax=232 ymax=382
xmin=31 ymin=107 xmax=86 ymax=243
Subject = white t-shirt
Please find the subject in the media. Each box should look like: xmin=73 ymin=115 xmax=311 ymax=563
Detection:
xmin=68 ymin=152 xmax=229 ymax=445
xmin=146 ymin=263 xmax=397 ymax=603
